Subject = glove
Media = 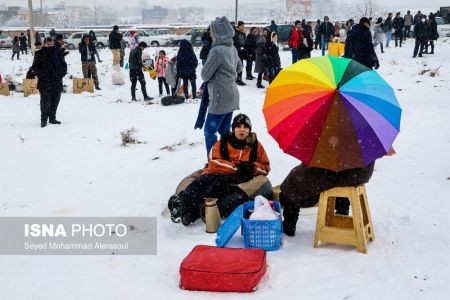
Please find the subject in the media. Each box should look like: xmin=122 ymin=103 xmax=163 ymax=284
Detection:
xmin=373 ymin=60 xmax=380 ymax=70
xmin=235 ymin=162 xmax=255 ymax=183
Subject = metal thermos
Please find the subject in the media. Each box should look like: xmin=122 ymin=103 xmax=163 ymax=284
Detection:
xmin=204 ymin=198 xmax=221 ymax=233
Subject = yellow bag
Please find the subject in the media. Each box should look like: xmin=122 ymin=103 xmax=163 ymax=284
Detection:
xmin=148 ymin=66 xmax=157 ymax=80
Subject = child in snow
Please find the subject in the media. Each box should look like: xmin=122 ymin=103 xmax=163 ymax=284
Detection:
xmin=155 ymin=50 xmax=170 ymax=96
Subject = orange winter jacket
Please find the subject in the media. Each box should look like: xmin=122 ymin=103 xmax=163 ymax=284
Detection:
xmin=202 ymin=133 xmax=270 ymax=177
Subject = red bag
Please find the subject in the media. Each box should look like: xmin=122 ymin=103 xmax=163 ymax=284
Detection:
xmin=180 ymin=245 xmax=267 ymax=292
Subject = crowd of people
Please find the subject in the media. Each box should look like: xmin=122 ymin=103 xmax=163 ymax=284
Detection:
xmin=7 ymin=12 xmax=426 ymax=234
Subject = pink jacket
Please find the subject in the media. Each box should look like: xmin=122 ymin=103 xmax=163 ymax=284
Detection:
xmin=155 ymin=56 xmax=169 ymax=78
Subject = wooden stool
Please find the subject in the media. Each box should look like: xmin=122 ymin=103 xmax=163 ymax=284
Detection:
xmin=313 ymin=185 xmax=375 ymax=253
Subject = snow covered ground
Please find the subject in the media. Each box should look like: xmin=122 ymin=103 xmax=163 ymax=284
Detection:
xmin=1 ymin=37 xmax=450 ymax=299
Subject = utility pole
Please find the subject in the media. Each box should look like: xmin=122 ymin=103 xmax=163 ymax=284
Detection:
xmin=40 ymin=0 xmax=44 ymax=27
xmin=235 ymin=0 xmax=238 ymax=24
xmin=28 ymin=0 xmax=36 ymax=55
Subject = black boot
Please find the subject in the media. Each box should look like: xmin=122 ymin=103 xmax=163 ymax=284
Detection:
xmin=49 ymin=117 xmax=61 ymax=124
xmin=280 ymin=193 xmax=301 ymax=236
xmin=168 ymin=194 xmax=182 ymax=223
xmin=218 ymin=191 xmax=248 ymax=218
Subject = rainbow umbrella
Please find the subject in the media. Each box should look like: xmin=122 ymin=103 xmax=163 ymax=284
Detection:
xmin=263 ymin=56 xmax=401 ymax=172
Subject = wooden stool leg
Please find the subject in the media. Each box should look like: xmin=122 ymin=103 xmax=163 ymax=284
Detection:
xmin=313 ymin=192 xmax=329 ymax=248
xmin=350 ymin=187 xmax=367 ymax=254
xmin=360 ymin=186 xmax=375 ymax=242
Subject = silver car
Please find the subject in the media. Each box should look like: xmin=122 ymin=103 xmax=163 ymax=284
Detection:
xmin=0 ymin=32 xmax=13 ymax=48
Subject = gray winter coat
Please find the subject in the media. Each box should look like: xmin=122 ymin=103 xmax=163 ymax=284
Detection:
xmin=254 ymin=35 xmax=268 ymax=74
xmin=201 ymin=16 xmax=243 ymax=115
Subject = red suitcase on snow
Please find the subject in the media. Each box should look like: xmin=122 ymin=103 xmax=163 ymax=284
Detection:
xmin=179 ymin=245 xmax=267 ymax=292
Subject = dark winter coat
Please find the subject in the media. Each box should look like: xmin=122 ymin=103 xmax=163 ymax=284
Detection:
xmin=245 ymin=31 xmax=258 ymax=61
xmin=318 ymin=22 xmax=335 ymax=39
xmin=108 ymin=30 xmax=123 ymax=49
xmin=266 ymin=41 xmax=281 ymax=69
xmin=19 ymin=35 xmax=27 ymax=49
xmin=78 ymin=41 xmax=97 ymax=62
xmin=393 ymin=17 xmax=404 ymax=31
xmin=344 ymin=24 xmax=378 ymax=69
xmin=128 ymin=47 xmax=144 ymax=70
xmin=89 ymin=31 xmax=97 ymax=43
xmin=254 ymin=35 xmax=268 ymax=73
xmin=299 ymin=30 xmax=313 ymax=59
xmin=280 ymin=162 xmax=375 ymax=206
xmin=414 ymin=20 xmax=427 ymax=40
xmin=199 ymin=31 xmax=212 ymax=60
xmin=383 ymin=16 xmax=393 ymax=32
xmin=429 ymin=19 xmax=438 ymax=40
xmin=31 ymin=46 xmax=67 ymax=91
xmin=176 ymin=39 xmax=198 ymax=79
xmin=233 ymin=29 xmax=247 ymax=60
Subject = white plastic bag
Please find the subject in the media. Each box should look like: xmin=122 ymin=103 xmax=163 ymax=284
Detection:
xmin=249 ymin=195 xmax=278 ymax=220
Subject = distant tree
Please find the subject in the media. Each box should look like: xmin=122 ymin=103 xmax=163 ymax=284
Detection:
xmin=349 ymin=0 xmax=388 ymax=19
xmin=4 ymin=16 xmax=27 ymax=27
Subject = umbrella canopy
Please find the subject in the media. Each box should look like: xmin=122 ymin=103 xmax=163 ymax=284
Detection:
xmin=263 ymin=56 xmax=402 ymax=172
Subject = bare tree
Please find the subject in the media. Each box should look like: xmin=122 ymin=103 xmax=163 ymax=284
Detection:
xmin=349 ymin=0 xmax=389 ymax=19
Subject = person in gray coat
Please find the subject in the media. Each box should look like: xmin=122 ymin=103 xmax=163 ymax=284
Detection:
xmin=201 ymin=16 xmax=243 ymax=157
xmin=254 ymin=29 xmax=269 ymax=88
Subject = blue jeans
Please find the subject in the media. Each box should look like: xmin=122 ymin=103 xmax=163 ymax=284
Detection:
xmin=291 ymin=48 xmax=300 ymax=64
xmin=385 ymin=31 xmax=392 ymax=47
xmin=204 ymin=112 xmax=233 ymax=157
xmin=321 ymin=37 xmax=329 ymax=56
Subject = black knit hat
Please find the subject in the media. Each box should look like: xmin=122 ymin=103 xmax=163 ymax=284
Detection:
xmin=232 ymin=114 xmax=252 ymax=131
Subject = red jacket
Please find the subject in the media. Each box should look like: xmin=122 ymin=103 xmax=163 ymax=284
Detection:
xmin=288 ymin=27 xmax=303 ymax=49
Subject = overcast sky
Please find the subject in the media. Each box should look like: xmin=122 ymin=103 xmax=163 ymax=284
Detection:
xmin=3 ymin=0 xmax=448 ymax=10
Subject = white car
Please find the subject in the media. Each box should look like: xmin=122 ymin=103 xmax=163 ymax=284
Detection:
xmin=436 ymin=17 xmax=450 ymax=37
xmin=65 ymin=31 xmax=109 ymax=50
xmin=0 ymin=32 xmax=13 ymax=48
xmin=122 ymin=29 xmax=174 ymax=47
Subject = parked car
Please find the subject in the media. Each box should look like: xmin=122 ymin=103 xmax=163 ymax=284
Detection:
xmin=0 ymin=32 xmax=13 ymax=48
xmin=436 ymin=16 xmax=450 ymax=37
xmin=172 ymin=28 xmax=206 ymax=46
xmin=123 ymin=29 xmax=174 ymax=47
xmin=65 ymin=31 xmax=109 ymax=50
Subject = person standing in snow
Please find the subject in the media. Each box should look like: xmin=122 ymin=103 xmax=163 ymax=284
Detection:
xmin=266 ymin=32 xmax=281 ymax=83
xmin=244 ymin=27 xmax=258 ymax=80
xmin=128 ymin=27 xmax=139 ymax=51
xmin=254 ymin=28 xmax=269 ymax=89
xmin=404 ymin=10 xmax=413 ymax=38
xmin=109 ymin=25 xmax=123 ymax=67
xmin=31 ymin=37 xmax=67 ymax=127
xmin=288 ymin=20 xmax=303 ymax=63
xmin=344 ymin=17 xmax=379 ymax=69
xmin=393 ymin=12 xmax=404 ymax=47
xmin=199 ymin=26 xmax=212 ymax=65
xmin=201 ymin=16 xmax=243 ymax=157
xmin=233 ymin=21 xmax=247 ymax=86
xmin=155 ymin=50 xmax=170 ymax=96
xmin=128 ymin=41 xmax=153 ymax=101
xmin=88 ymin=30 xmax=103 ymax=63
xmin=384 ymin=13 xmax=393 ymax=47
xmin=19 ymin=33 xmax=27 ymax=55
xmin=79 ymin=35 xmax=101 ymax=90
xmin=373 ymin=17 xmax=385 ymax=53
xmin=318 ymin=16 xmax=335 ymax=56
xmin=11 ymin=36 xmax=20 ymax=60
xmin=176 ymin=39 xmax=198 ymax=99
